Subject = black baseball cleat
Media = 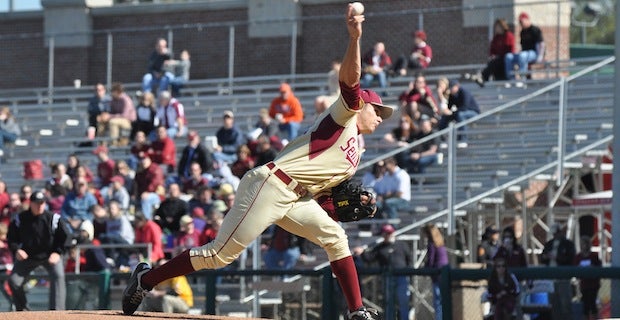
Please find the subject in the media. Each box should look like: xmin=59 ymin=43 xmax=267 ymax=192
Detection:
xmin=347 ymin=306 xmax=381 ymax=320
xmin=122 ymin=262 xmax=152 ymax=315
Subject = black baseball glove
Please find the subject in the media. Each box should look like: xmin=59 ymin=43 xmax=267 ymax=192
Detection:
xmin=331 ymin=179 xmax=377 ymax=222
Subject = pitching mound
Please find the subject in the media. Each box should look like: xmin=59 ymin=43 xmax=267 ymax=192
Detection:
xmin=0 ymin=310 xmax=269 ymax=320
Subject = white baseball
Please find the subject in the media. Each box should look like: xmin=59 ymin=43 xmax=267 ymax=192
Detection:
xmin=351 ymin=2 xmax=364 ymax=15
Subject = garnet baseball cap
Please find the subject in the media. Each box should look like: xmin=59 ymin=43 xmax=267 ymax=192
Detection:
xmin=360 ymin=89 xmax=395 ymax=120
xmin=518 ymin=12 xmax=530 ymax=21
xmin=110 ymin=175 xmax=124 ymax=184
xmin=381 ymin=224 xmax=395 ymax=235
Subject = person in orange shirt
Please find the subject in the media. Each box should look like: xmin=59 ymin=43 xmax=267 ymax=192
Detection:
xmin=269 ymin=83 xmax=304 ymax=142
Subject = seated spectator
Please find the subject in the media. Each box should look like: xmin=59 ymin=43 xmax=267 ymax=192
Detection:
xmin=142 ymin=38 xmax=171 ymax=94
xmin=19 ymin=184 xmax=33 ymax=210
xmin=163 ymin=50 xmax=191 ymax=97
xmin=398 ymin=74 xmax=439 ymax=124
xmin=66 ymin=153 xmax=82 ymax=181
xmin=200 ymin=209 xmax=224 ymax=244
xmin=473 ymin=19 xmax=515 ymax=86
xmin=231 ymin=145 xmax=254 ymax=179
xmin=131 ymin=91 xmax=157 ymax=140
xmin=213 ymin=110 xmax=245 ymax=165
xmin=129 ymin=130 xmax=152 ymax=170
xmin=360 ymin=42 xmax=392 ymax=96
xmin=435 ymin=77 xmax=451 ymax=118
xmin=133 ymin=152 xmax=164 ymax=220
xmin=2 ymin=192 xmax=22 ymax=226
xmin=182 ymin=162 xmax=210 ymax=196
xmin=188 ymin=186 xmax=214 ymax=215
xmin=253 ymin=134 xmax=279 ymax=166
xmin=87 ymin=83 xmax=111 ymax=137
xmin=114 ymin=160 xmax=135 ymax=196
xmin=248 ymin=108 xmax=280 ymax=143
xmin=361 ymin=160 xmax=386 ymax=193
xmin=72 ymin=165 xmax=94 ymax=188
xmin=189 ymin=207 xmax=207 ymax=233
xmin=46 ymin=162 xmax=73 ymax=194
xmin=314 ymin=58 xmax=341 ymax=114
xmin=97 ymin=82 xmax=135 ymax=146
xmin=399 ymin=115 xmax=439 ymax=174
xmin=486 ymin=257 xmax=520 ymax=320
xmin=142 ymin=258 xmax=193 ymax=314
xmin=392 ymin=30 xmax=432 ymax=76
xmin=0 ymin=107 xmax=21 ymax=156
xmin=173 ymin=215 xmax=200 ymax=253
xmin=504 ymin=12 xmax=544 ymax=80
xmin=383 ymin=114 xmax=417 ymax=149
xmin=97 ymin=202 xmax=134 ymax=268
xmin=374 ymin=157 xmax=411 ymax=219
xmin=61 ymin=178 xmax=98 ymax=232
xmin=269 ymin=83 xmax=304 ymax=142
xmin=178 ymin=130 xmax=214 ymax=182
xmin=437 ymin=79 xmax=480 ymax=142
xmin=154 ymin=183 xmax=189 ymax=234
xmin=263 ymin=226 xmax=308 ymax=273
xmin=494 ymin=226 xmax=527 ymax=269
xmin=46 ymin=184 xmax=67 ymax=215
xmin=93 ymin=145 xmax=116 ymax=188
xmin=0 ymin=223 xmax=12 ymax=272
xmin=0 ymin=181 xmax=8 ymax=221
xmin=103 ymin=175 xmax=131 ymax=211
xmin=155 ymin=90 xmax=187 ymax=139
xmin=134 ymin=211 xmax=165 ymax=264
xmin=477 ymin=226 xmax=500 ymax=266
xmin=151 ymin=125 xmax=177 ymax=174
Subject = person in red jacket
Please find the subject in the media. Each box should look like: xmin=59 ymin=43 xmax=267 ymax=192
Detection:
xmin=471 ymin=19 xmax=515 ymax=87
xmin=134 ymin=212 xmax=165 ymax=264
xmin=150 ymin=126 xmax=177 ymax=174
xmin=133 ymin=152 xmax=164 ymax=220
xmin=393 ymin=30 xmax=433 ymax=76
xmin=94 ymin=145 xmax=116 ymax=188
xmin=268 ymin=83 xmax=304 ymax=142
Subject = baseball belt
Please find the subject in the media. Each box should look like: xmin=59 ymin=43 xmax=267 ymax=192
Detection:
xmin=266 ymin=162 xmax=307 ymax=197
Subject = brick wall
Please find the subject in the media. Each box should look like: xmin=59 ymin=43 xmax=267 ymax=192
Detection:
xmin=0 ymin=1 xmax=570 ymax=89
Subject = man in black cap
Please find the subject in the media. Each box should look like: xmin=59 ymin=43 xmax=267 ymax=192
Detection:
xmin=437 ymin=79 xmax=480 ymax=143
xmin=477 ymin=225 xmax=500 ymax=266
xmin=7 ymin=191 xmax=71 ymax=311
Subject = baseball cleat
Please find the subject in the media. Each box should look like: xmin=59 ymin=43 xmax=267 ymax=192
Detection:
xmin=122 ymin=262 xmax=151 ymax=315
xmin=347 ymin=306 xmax=381 ymax=319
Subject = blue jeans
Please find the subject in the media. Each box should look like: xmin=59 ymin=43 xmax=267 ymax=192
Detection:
xmin=142 ymin=72 xmax=170 ymax=93
xmin=438 ymin=110 xmax=479 ymax=141
xmin=0 ymin=129 xmax=17 ymax=150
xmin=432 ymin=282 xmax=442 ymax=320
xmin=504 ymin=50 xmax=538 ymax=79
xmin=278 ymin=122 xmax=301 ymax=141
xmin=213 ymin=152 xmax=237 ymax=165
xmin=380 ymin=197 xmax=410 ymax=219
xmin=360 ymin=71 xmax=388 ymax=95
xmin=387 ymin=276 xmax=410 ymax=320
xmin=139 ymin=192 xmax=161 ymax=220
xmin=264 ymin=247 xmax=300 ymax=271
xmin=165 ymin=72 xmax=187 ymax=97
xmin=403 ymin=153 xmax=438 ymax=174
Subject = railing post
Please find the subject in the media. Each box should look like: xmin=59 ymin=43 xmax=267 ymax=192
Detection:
xmin=440 ymin=265 xmax=452 ymax=320
xmin=321 ymin=267 xmax=336 ymax=320
xmin=228 ymin=25 xmax=235 ymax=94
xmin=417 ymin=12 xmax=424 ymax=31
xmin=106 ymin=32 xmax=113 ymax=90
xmin=47 ymin=36 xmax=55 ymax=105
xmin=167 ymin=28 xmax=173 ymax=55
xmin=557 ymin=77 xmax=567 ymax=187
xmin=204 ymin=271 xmax=217 ymax=315
xmin=97 ymin=269 xmax=111 ymax=309
xmin=290 ymin=21 xmax=297 ymax=78
xmin=383 ymin=269 xmax=395 ymax=320
xmin=447 ymin=122 xmax=457 ymax=235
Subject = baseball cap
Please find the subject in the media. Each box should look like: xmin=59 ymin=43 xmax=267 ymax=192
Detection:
xmin=80 ymin=220 xmax=95 ymax=241
xmin=414 ymin=30 xmax=427 ymax=41
xmin=212 ymin=199 xmax=228 ymax=213
xmin=223 ymin=110 xmax=234 ymax=118
xmin=110 ymin=175 xmax=124 ymax=184
xmin=218 ymin=183 xmax=234 ymax=197
xmin=158 ymin=90 xmax=171 ymax=100
xmin=550 ymin=223 xmax=561 ymax=234
xmin=30 ymin=191 xmax=47 ymax=203
xmin=179 ymin=215 xmax=193 ymax=227
xmin=92 ymin=145 xmax=108 ymax=155
xmin=484 ymin=226 xmax=499 ymax=236
xmin=448 ymin=79 xmax=460 ymax=88
xmin=381 ymin=224 xmax=395 ymax=235
xmin=188 ymin=130 xmax=199 ymax=141
xmin=518 ymin=12 xmax=530 ymax=21
xmin=360 ymin=89 xmax=395 ymax=120
xmin=192 ymin=207 xmax=205 ymax=218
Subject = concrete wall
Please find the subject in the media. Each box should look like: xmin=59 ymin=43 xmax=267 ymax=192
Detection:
xmin=0 ymin=0 xmax=571 ymax=89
